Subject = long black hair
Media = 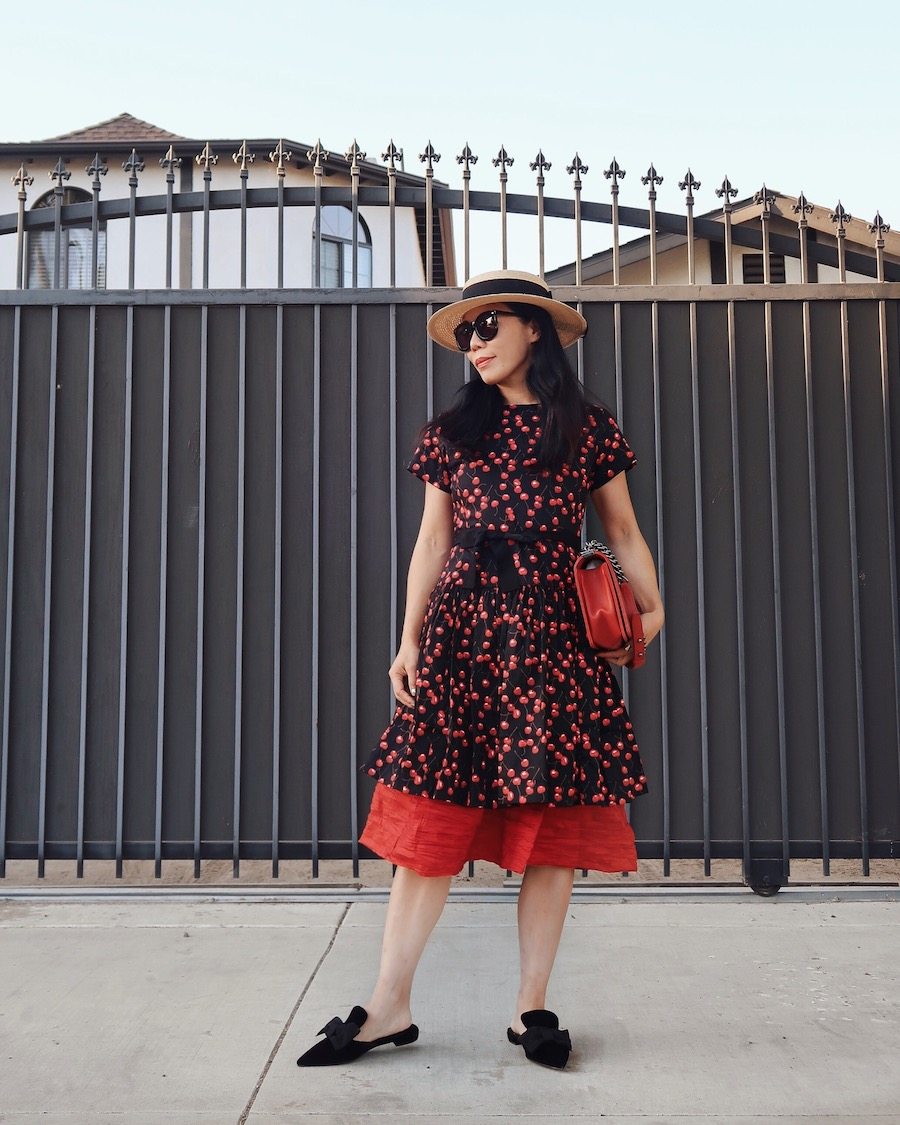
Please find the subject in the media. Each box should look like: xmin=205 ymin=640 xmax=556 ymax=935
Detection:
xmin=426 ymin=303 xmax=604 ymax=476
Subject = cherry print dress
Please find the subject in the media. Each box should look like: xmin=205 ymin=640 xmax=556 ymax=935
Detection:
xmin=360 ymin=401 xmax=649 ymax=876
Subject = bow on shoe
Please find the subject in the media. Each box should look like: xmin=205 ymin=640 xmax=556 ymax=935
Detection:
xmin=318 ymin=1012 xmax=362 ymax=1051
xmin=508 ymin=1009 xmax=572 ymax=1068
xmin=521 ymin=1024 xmax=572 ymax=1055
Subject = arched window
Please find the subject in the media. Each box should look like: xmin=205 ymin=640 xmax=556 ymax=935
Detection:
xmin=312 ymin=205 xmax=372 ymax=287
xmin=28 ymin=187 xmax=106 ymax=289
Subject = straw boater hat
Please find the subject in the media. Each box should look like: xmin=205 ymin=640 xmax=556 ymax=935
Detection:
xmin=426 ymin=270 xmax=588 ymax=351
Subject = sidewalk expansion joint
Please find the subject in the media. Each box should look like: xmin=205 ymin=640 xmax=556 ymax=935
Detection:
xmin=237 ymin=899 xmax=350 ymax=1125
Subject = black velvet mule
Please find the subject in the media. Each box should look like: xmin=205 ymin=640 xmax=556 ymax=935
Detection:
xmin=296 ymin=1005 xmax=419 ymax=1067
xmin=507 ymin=1009 xmax=572 ymax=1069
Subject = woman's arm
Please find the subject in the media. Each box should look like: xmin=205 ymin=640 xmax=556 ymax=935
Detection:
xmin=590 ymin=472 xmax=665 ymax=665
xmin=390 ymin=483 xmax=453 ymax=706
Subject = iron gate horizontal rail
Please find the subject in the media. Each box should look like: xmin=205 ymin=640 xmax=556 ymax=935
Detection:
xmin=4 ymin=188 xmax=894 ymax=282
xmin=0 ymin=285 xmax=898 ymax=881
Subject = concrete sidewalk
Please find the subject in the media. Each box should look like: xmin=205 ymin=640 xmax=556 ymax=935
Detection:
xmin=0 ymin=890 xmax=898 ymax=1123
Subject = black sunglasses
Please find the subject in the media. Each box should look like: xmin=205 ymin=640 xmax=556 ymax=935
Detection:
xmin=453 ymin=309 xmax=519 ymax=352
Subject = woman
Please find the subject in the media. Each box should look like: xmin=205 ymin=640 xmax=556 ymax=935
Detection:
xmin=297 ymin=270 xmax=664 ymax=1069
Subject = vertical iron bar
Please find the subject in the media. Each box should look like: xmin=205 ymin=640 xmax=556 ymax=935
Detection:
xmin=234 ymin=142 xmax=254 ymax=288
xmin=648 ymin=168 xmax=661 ymax=290
xmin=193 ymin=306 xmax=208 ymax=878
xmin=161 ymin=146 xmax=179 ymax=290
xmin=870 ymin=211 xmax=888 ymax=284
xmin=269 ymin=141 xmax=290 ymax=289
xmin=793 ymin=193 xmax=829 ymax=875
xmin=716 ymin=177 xmax=749 ymax=877
xmin=606 ymin=159 xmax=625 ymax=285
xmin=0 ymin=308 xmax=23 ymax=876
xmin=456 ymin=145 xmax=477 ymax=282
xmin=757 ymin=184 xmax=773 ymax=286
xmin=642 ymin=163 xmax=672 ymax=876
xmin=604 ymin=160 xmax=626 ymax=419
xmin=607 ymin=160 xmax=628 ymax=700
xmin=123 ymin=150 xmax=143 ymax=290
xmin=831 ymin=202 xmax=869 ymax=874
xmin=75 ymin=304 xmax=97 ymax=878
xmin=384 ymin=142 xmax=403 ymax=286
xmin=492 ymin=147 xmax=513 ymax=270
xmin=272 ymin=304 xmax=284 ymax=877
xmin=115 ymin=306 xmax=134 ymax=878
xmin=833 ymin=203 xmax=850 ymax=281
xmin=719 ymin=178 xmax=737 ymax=284
xmin=426 ymin=302 xmax=435 ymax=418
xmin=346 ymin=141 xmax=365 ymax=288
xmin=868 ymin=212 xmax=900 ymax=833
xmin=729 ymin=287 xmax=750 ymax=879
xmin=308 ymin=142 xmax=328 ymax=287
xmin=388 ymin=301 xmax=398 ymax=717
xmin=567 ymin=155 xmax=587 ymax=341
xmin=87 ymin=155 xmax=107 ymax=290
xmin=568 ymin=155 xmax=588 ymax=383
xmin=681 ymin=170 xmax=708 ymax=876
xmin=755 ymin=185 xmax=789 ymax=876
xmin=652 ymin=164 xmax=670 ymax=868
xmin=196 ymin=144 xmax=217 ymax=290
xmin=12 ymin=164 xmax=33 ymax=289
xmin=349 ymin=297 xmax=360 ymax=875
xmin=50 ymin=159 xmax=70 ymax=289
xmin=37 ymin=306 xmax=59 ymax=877
xmin=419 ymin=143 xmax=440 ymax=287
xmin=796 ymin=192 xmax=810 ymax=285
xmin=530 ymin=151 xmax=551 ymax=277
xmin=154 ymin=306 xmax=172 ymax=879
xmin=652 ymin=303 xmax=670 ymax=873
xmin=311 ymin=302 xmax=322 ymax=875
xmin=233 ymin=306 xmax=247 ymax=878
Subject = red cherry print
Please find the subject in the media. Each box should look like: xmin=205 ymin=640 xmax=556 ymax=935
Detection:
xmin=366 ymin=404 xmax=645 ymax=815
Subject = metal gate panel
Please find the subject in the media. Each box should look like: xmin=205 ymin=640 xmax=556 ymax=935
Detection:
xmin=0 ymin=291 xmax=897 ymax=875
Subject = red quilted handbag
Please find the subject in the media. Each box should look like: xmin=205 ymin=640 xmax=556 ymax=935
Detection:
xmin=573 ymin=541 xmax=646 ymax=668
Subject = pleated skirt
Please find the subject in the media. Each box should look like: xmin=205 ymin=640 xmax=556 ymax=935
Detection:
xmin=360 ymin=782 xmax=638 ymax=877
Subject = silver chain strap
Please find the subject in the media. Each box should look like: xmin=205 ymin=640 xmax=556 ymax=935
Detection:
xmin=580 ymin=539 xmax=627 ymax=584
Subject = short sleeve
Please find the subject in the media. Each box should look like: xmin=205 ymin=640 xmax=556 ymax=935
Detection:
xmin=587 ymin=407 xmax=637 ymax=491
xmin=405 ymin=424 xmax=452 ymax=493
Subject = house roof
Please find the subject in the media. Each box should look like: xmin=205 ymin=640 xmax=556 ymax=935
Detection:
xmin=0 ymin=112 xmax=441 ymax=188
xmin=45 ymin=112 xmax=186 ymax=144
xmin=547 ymin=190 xmax=900 ymax=282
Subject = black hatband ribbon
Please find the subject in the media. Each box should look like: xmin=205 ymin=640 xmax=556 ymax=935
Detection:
xmin=462 ymin=277 xmax=552 ymax=302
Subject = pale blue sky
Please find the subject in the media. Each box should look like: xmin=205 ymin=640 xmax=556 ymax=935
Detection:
xmin=4 ymin=0 xmax=896 ymax=277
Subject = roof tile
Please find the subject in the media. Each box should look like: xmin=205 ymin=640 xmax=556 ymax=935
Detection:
xmin=44 ymin=112 xmax=184 ymax=143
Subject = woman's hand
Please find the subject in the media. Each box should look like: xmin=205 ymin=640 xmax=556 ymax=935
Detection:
xmin=599 ymin=609 xmax=664 ymax=667
xmin=389 ymin=640 xmax=421 ymax=708
xmin=639 ymin=607 xmax=665 ymax=648
xmin=598 ymin=642 xmax=632 ymax=667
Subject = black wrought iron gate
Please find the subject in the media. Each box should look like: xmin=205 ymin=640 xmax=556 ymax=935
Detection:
xmin=0 ymin=284 xmax=897 ymax=881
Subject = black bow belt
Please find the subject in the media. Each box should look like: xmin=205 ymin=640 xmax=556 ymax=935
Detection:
xmin=452 ymin=527 xmax=582 ymax=591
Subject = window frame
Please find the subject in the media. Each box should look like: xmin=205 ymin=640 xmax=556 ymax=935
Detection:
xmin=27 ymin=186 xmax=107 ymax=290
xmin=312 ymin=205 xmax=373 ymax=288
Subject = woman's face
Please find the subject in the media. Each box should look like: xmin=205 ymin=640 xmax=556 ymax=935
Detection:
xmin=463 ymin=302 xmax=540 ymax=398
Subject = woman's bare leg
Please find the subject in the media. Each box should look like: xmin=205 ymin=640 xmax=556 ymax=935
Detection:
xmin=357 ymin=865 xmax=452 ymax=1041
xmin=511 ymin=865 xmax=575 ymax=1033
